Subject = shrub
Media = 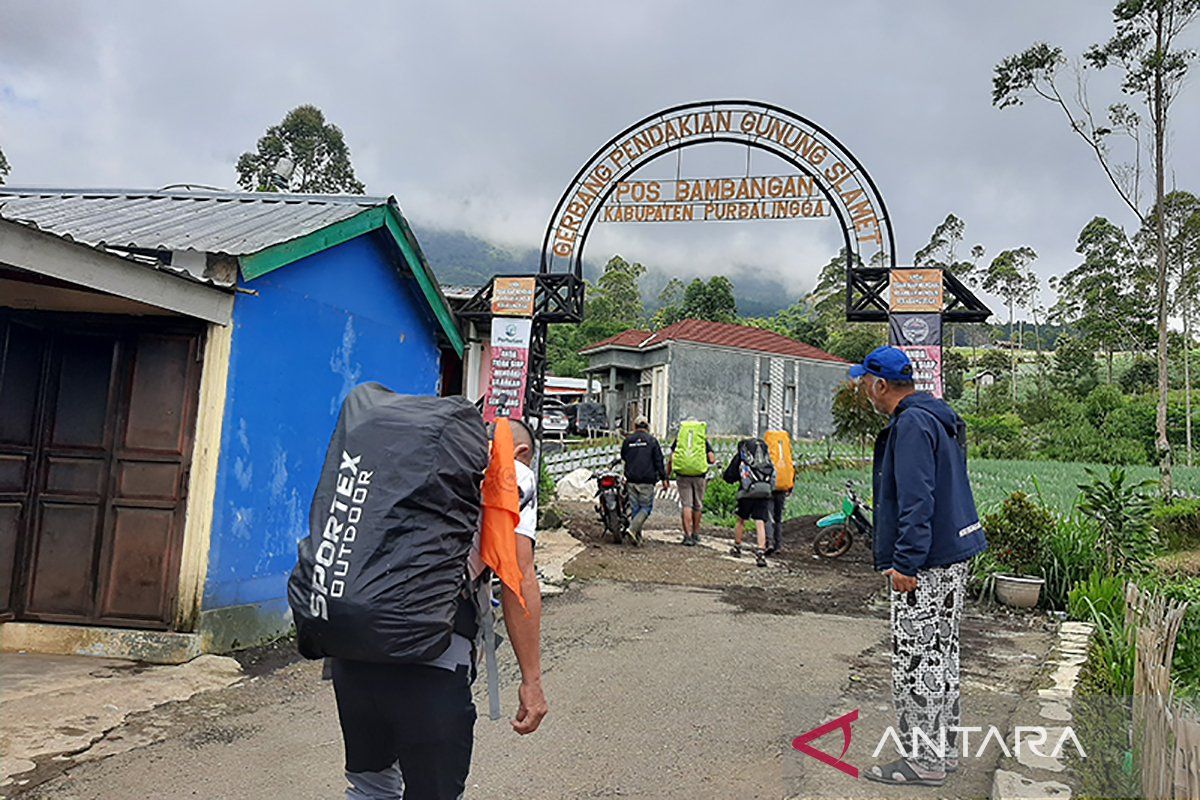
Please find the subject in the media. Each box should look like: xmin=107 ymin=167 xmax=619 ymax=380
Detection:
xmin=538 ymin=461 xmax=557 ymax=502
xmin=982 ymin=491 xmax=1055 ymax=577
xmin=1077 ymin=468 xmax=1159 ymax=575
xmin=1151 ymin=498 xmax=1200 ymax=552
xmin=703 ymin=478 xmax=738 ymax=527
xmin=963 ymin=413 xmax=1029 ymax=459
xmin=1118 ymin=357 xmax=1158 ymax=395
xmin=1041 ymin=512 xmax=1104 ymax=610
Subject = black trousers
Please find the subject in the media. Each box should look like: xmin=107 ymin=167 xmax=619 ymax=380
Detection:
xmin=332 ymin=659 xmax=476 ymax=800
xmin=769 ymin=491 xmax=787 ymax=550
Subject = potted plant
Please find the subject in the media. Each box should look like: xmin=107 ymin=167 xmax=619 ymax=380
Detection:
xmin=983 ymin=491 xmax=1054 ymax=608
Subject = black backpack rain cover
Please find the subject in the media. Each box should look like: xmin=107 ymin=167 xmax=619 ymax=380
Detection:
xmin=287 ymin=383 xmax=488 ymax=663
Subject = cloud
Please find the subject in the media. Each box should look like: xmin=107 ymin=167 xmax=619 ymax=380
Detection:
xmin=2 ymin=0 xmax=1197 ymax=314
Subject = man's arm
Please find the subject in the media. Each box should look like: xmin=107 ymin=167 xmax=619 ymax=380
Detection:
xmin=500 ymin=535 xmax=547 ymax=735
xmin=889 ymin=417 xmax=936 ymax=585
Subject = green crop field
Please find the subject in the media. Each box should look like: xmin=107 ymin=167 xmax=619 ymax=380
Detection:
xmin=784 ymin=458 xmax=1200 ymax=519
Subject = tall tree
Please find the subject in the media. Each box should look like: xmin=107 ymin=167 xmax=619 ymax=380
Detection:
xmin=651 ymin=278 xmax=686 ymax=328
xmin=913 ymin=213 xmax=985 ymax=280
xmin=546 ymin=255 xmax=647 ymax=377
xmin=1051 ymin=217 xmax=1155 ymax=381
xmin=993 ymin=0 xmax=1200 ymax=498
xmin=655 ymin=275 xmax=738 ymax=326
xmin=236 ymin=105 xmax=366 ymax=193
xmin=983 ymin=247 xmax=1038 ymax=403
xmin=0 ymin=145 xmax=9 ymax=184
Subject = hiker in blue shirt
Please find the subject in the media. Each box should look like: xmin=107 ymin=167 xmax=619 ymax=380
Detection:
xmin=850 ymin=346 xmax=987 ymax=788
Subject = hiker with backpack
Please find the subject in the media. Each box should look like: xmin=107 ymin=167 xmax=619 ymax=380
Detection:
xmin=620 ymin=416 xmax=670 ymax=545
xmin=721 ymin=437 xmax=776 ymax=568
xmin=288 ymin=386 xmax=547 ymax=800
xmin=667 ymin=418 xmax=716 ymax=546
xmin=764 ymin=430 xmax=795 ymax=556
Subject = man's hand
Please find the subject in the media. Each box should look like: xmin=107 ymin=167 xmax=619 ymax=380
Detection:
xmin=661 ymin=480 xmax=670 ymax=491
xmin=884 ymin=568 xmax=918 ymax=593
xmin=512 ymin=678 xmax=548 ymax=735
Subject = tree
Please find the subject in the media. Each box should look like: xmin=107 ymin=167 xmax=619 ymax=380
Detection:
xmin=943 ymin=349 xmax=968 ymax=401
xmin=827 ymin=326 xmax=885 ymax=364
xmin=1054 ymin=335 xmax=1101 ymax=398
xmin=993 ymin=0 xmax=1200 ymax=499
xmin=807 ymin=248 xmax=861 ymax=332
xmin=983 ymin=247 xmax=1038 ymax=403
xmin=1051 ymin=217 xmax=1155 ymax=381
xmin=913 ymin=214 xmax=985 ymax=281
xmin=0 ymin=145 xmax=9 ymax=185
xmin=236 ymin=105 xmax=365 ymax=193
xmin=742 ymin=300 xmax=830 ymax=349
xmin=832 ymin=380 xmax=886 ymax=457
xmin=654 ymin=275 xmax=738 ymax=327
xmin=546 ymin=255 xmax=646 ymax=377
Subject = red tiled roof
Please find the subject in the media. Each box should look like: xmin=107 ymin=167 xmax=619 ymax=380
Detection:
xmin=581 ymin=319 xmax=847 ymax=363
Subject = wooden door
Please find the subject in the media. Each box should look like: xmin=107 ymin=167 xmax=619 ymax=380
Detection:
xmin=0 ymin=314 xmax=201 ymax=627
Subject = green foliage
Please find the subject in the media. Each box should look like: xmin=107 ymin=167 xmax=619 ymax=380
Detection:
xmin=982 ymin=492 xmax=1055 ymax=577
xmin=539 ymin=461 xmax=556 ymax=502
xmin=236 ymin=104 xmax=365 ymax=193
xmin=831 ymin=380 xmax=885 ymax=456
xmin=943 ymin=348 xmax=967 ymax=401
xmin=1151 ymin=498 xmax=1200 ymax=551
xmin=1139 ymin=575 xmax=1200 ymax=695
xmin=1053 ymin=335 xmax=1101 ymax=398
xmin=546 ymin=255 xmax=646 ymax=376
xmin=913 ymin=213 xmax=984 ymax=281
xmin=826 ymin=326 xmax=884 ymax=363
xmin=1069 ymin=572 xmax=1136 ymax=696
xmin=1077 ymin=468 xmax=1159 ymax=575
xmin=1041 ymin=512 xmax=1105 ymax=610
xmin=741 ymin=302 xmax=829 ymax=349
xmin=962 ymin=412 xmax=1029 ymax=459
xmin=1118 ymin=356 xmax=1158 ymax=394
xmin=976 ymin=349 xmax=1011 ymax=377
xmin=653 ymin=275 xmax=737 ymax=327
xmin=702 ymin=477 xmax=738 ymax=526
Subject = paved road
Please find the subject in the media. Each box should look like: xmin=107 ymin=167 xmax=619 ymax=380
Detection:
xmin=15 ymin=578 xmax=1050 ymax=800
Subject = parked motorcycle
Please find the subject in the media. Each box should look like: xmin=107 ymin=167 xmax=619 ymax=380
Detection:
xmin=595 ymin=459 xmax=631 ymax=545
xmin=814 ymin=481 xmax=873 ymax=558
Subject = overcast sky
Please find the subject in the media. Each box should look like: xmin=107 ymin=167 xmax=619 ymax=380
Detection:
xmin=2 ymin=1 xmax=1198 ymax=314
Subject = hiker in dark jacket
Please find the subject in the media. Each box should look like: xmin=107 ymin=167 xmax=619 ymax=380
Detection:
xmin=850 ymin=346 xmax=987 ymax=788
xmin=620 ymin=417 xmax=669 ymax=544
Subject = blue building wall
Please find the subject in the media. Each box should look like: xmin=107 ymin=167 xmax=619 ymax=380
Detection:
xmin=200 ymin=232 xmax=442 ymax=645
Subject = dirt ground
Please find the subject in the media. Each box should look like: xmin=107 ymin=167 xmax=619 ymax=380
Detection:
xmin=564 ymin=502 xmax=887 ymax=617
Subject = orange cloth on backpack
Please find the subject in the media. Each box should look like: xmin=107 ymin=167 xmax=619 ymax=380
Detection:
xmin=479 ymin=418 xmax=526 ymax=610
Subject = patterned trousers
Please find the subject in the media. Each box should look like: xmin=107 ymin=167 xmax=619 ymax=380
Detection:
xmin=890 ymin=560 xmax=968 ymax=771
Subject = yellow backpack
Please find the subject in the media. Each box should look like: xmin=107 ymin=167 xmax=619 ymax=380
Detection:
xmin=764 ymin=430 xmax=794 ymax=491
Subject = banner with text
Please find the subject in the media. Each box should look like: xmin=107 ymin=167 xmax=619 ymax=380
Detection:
xmin=899 ymin=345 xmax=943 ymax=398
xmin=889 ymin=269 xmax=944 ymax=313
xmin=889 ymin=313 xmax=942 ymax=347
xmin=484 ymin=318 xmax=532 ymax=422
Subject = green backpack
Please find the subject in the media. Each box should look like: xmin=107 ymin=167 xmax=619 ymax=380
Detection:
xmin=673 ymin=420 xmax=709 ymax=476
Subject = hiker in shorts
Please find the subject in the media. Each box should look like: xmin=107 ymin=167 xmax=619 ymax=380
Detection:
xmin=331 ymin=419 xmax=548 ymax=800
xmin=620 ymin=416 xmax=670 ymax=545
xmin=668 ymin=419 xmax=715 ymax=546
xmin=722 ymin=437 xmax=776 ymax=568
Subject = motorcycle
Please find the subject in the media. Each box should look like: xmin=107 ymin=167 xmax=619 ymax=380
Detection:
xmin=814 ymin=481 xmax=873 ymax=559
xmin=594 ymin=458 xmax=632 ymax=545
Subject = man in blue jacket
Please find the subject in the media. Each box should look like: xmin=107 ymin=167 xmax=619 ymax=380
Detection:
xmin=850 ymin=346 xmax=987 ymax=788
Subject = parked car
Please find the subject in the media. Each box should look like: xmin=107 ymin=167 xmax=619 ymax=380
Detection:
xmin=542 ymin=404 xmax=570 ymax=437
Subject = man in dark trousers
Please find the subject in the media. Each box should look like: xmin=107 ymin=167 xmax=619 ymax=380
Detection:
xmin=851 ymin=346 xmax=988 ymax=788
xmin=620 ymin=416 xmax=669 ymax=545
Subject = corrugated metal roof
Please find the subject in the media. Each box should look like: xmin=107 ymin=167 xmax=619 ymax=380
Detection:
xmin=0 ymin=187 xmax=389 ymax=256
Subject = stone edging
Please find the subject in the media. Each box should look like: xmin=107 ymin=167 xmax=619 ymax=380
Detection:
xmin=991 ymin=620 xmax=1094 ymax=800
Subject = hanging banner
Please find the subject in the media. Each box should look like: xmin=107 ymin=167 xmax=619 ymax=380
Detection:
xmin=889 ymin=313 xmax=943 ymax=347
xmin=483 ymin=318 xmax=532 ymax=422
xmin=899 ymin=345 xmax=943 ymax=398
xmin=491 ymin=277 xmax=537 ymax=317
xmin=889 ymin=269 xmax=944 ymax=313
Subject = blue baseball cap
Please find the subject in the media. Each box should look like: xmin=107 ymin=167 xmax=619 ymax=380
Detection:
xmin=848 ymin=345 xmax=914 ymax=381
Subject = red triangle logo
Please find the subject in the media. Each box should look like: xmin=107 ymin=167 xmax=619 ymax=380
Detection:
xmin=791 ymin=708 xmax=859 ymax=779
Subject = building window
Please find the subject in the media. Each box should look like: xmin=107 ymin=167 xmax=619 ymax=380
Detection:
xmin=759 ymin=382 xmax=771 ymax=413
xmin=784 ymin=385 xmax=796 ymax=416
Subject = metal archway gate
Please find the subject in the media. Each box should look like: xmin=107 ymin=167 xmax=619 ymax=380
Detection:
xmin=460 ymin=100 xmax=989 ymax=427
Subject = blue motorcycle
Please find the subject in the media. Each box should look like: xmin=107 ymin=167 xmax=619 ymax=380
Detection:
xmin=814 ymin=481 xmax=873 ymax=559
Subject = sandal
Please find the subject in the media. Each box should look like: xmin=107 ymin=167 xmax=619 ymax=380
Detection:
xmin=864 ymin=759 xmax=945 ymax=787
xmin=755 ymin=549 xmax=768 ymax=567
xmin=729 ymin=545 xmax=742 ymax=557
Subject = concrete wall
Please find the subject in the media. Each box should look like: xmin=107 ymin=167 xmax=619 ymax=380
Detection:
xmin=199 ymin=232 xmax=443 ymax=650
xmin=665 ymin=343 xmax=756 ymax=438
xmin=665 ymin=343 xmax=844 ymax=440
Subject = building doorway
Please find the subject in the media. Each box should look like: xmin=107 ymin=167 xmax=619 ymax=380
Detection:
xmin=0 ymin=312 xmax=202 ymax=628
